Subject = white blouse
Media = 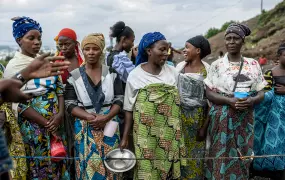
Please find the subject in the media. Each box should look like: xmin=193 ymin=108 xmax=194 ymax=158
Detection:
xmin=123 ymin=63 xmax=178 ymax=111
xmin=204 ymin=53 xmax=267 ymax=95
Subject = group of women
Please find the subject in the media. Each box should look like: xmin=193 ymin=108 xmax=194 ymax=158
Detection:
xmin=1 ymin=16 xmax=285 ymax=180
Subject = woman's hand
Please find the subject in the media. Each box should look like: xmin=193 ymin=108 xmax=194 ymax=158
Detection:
xmin=0 ymin=79 xmax=32 ymax=103
xmin=45 ymin=113 xmax=64 ymax=133
xmin=88 ymin=113 xmax=109 ymax=130
xmin=227 ymin=97 xmax=238 ymax=110
xmin=20 ymin=53 xmax=70 ymax=80
xmin=119 ymin=137 xmax=129 ymax=151
xmin=235 ymin=97 xmax=254 ymax=110
xmin=275 ymin=84 xmax=285 ymax=95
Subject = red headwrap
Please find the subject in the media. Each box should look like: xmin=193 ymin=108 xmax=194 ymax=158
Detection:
xmin=58 ymin=28 xmax=77 ymax=41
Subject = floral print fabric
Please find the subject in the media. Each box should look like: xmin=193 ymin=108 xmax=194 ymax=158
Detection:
xmin=204 ymin=53 xmax=267 ymax=95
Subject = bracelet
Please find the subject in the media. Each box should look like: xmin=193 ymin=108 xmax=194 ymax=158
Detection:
xmin=15 ymin=72 xmax=26 ymax=84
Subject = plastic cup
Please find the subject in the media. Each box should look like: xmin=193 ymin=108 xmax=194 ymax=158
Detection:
xmin=234 ymin=92 xmax=248 ymax=99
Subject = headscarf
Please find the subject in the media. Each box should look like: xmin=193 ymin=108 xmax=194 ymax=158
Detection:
xmin=12 ymin=16 xmax=42 ymax=41
xmin=135 ymin=32 xmax=166 ymax=66
xmin=58 ymin=28 xmax=77 ymax=41
xmin=54 ymin=35 xmax=60 ymax=56
xmin=81 ymin=33 xmax=105 ymax=66
xmin=81 ymin=33 xmax=105 ymax=52
xmin=56 ymin=28 xmax=84 ymax=65
xmin=187 ymin=35 xmax=211 ymax=59
xmin=225 ymin=23 xmax=251 ymax=40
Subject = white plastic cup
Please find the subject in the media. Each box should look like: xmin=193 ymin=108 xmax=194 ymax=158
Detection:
xmin=104 ymin=121 xmax=119 ymax=137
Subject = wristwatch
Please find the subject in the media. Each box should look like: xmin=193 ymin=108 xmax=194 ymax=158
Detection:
xmin=15 ymin=72 xmax=26 ymax=84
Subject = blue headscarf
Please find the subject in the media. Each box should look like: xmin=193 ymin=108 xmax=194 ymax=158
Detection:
xmin=12 ymin=16 xmax=42 ymax=41
xmin=135 ymin=32 xmax=166 ymax=66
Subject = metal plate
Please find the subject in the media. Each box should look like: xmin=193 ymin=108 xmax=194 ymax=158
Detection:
xmin=104 ymin=148 xmax=136 ymax=173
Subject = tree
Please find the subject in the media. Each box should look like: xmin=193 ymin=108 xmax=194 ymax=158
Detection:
xmin=220 ymin=21 xmax=237 ymax=32
xmin=205 ymin=28 xmax=220 ymax=38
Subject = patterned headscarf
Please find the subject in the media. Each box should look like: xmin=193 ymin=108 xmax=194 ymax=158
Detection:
xmin=81 ymin=33 xmax=105 ymax=52
xmin=225 ymin=23 xmax=251 ymax=40
xmin=12 ymin=16 xmax=42 ymax=41
xmin=135 ymin=32 xmax=166 ymax=66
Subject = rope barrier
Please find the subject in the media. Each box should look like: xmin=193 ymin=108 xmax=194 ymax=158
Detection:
xmin=10 ymin=154 xmax=285 ymax=161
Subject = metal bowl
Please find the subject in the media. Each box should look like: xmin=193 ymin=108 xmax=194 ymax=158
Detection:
xmin=104 ymin=148 xmax=136 ymax=173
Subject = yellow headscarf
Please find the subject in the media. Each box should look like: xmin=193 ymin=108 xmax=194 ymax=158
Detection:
xmin=81 ymin=33 xmax=105 ymax=65
xmin=81 ymin=33 xmax=105 ymax=51
xmin=54 ymin=35 xmax=60 ymax=56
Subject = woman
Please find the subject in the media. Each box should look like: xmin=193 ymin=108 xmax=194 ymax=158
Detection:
xmin=0 ymin=52 xmax=69 ymax=180
xmin=120 ymin=32 xmax=186 ymax=180
xmin=176 ymin=35 xmax=211 ymax=180
xmin=253 ymin=43 xmax=285 ymax=180
xmin=56 ymin=28 xmax=84 ymax=179
xmin=107 ymin=21 xmax=135 ymax=152
xmin=204 ymin=23 xmax=267 ymax=179
xmin=56 ymin=28 xmax=84 ymax=84
xmin=167 ymin=42 xmax=181 ymax=66
xmin=64 ymin=33 xmax=124 ymax=180
xmin=107 ymin=21 xmax=135 ymax=84
xmin=4 ymin=16 xmax=69 ymax=179
xmin=129 ymin=45 xmax=138 ymax=65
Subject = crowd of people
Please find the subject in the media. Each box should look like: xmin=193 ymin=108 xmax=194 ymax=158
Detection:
xmin=0 ymin=16 xmax=285 ymax=180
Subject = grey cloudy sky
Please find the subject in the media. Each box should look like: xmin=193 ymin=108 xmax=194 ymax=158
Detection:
xmin=0 ymin=0 xmax=282 ymax=48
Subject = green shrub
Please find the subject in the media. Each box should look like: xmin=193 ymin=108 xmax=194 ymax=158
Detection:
xmin=220 ymin=21 xmax=237 ymax=32
xmin=205 ymin=28 xmax=220 ymax=38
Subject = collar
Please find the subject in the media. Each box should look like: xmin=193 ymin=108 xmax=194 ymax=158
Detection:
xmin=176 ymin=60 xmax=210 ymax=73
xmin=14 ymin=51 xmax=35 ymax=62
xmin=222 ymin=52 xmax=244 ymax=68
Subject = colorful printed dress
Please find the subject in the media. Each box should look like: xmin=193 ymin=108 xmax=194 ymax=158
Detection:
xmin=176 ymin=61 xmax=209 ymax=179
xmin=0 ymin=63 xmax=27 ymax=179
xmin=65 ymin=65 xmax=124 ymax=180
xmin=203 ymin=54 xmax=267 ymax=180
xmin=1 ymin=102 xmax=28 ymax=179
xmin=0 ymin=64 xmax=14 ymax=176
xmin=17 ymin=76 xmax=69 ymax=180
xmin=254 ymin=70 xmax=285 ymax=171
xmin=124 ymin=64 xmax=186 ymax=180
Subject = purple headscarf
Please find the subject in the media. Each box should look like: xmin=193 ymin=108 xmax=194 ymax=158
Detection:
xmin=225 ymin=23 xmax=251 ymax=40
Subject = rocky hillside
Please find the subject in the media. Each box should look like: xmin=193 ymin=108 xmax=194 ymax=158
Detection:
xmin=173 ymin=0 xmax=285 ymax=65
xmin=208 ymin=0 xmax=285 ymax=62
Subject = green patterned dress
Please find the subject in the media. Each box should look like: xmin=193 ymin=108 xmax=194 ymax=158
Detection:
xmin=133 ymin=83 xmax=186 ymax=180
